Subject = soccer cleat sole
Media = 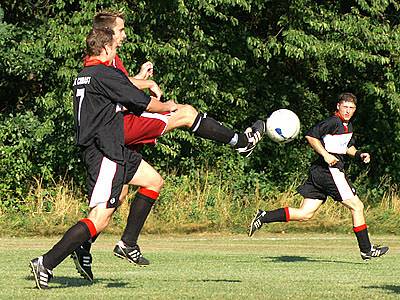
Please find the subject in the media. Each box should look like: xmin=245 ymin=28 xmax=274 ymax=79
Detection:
xmin=71 ymin=252 xmax=93 ymax=282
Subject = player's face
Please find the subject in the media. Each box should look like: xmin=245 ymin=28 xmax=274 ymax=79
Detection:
xmin=113 ymin=17 xmax=126 ymax=47
xmin=337 ymin=101 xmax=356 ymax=121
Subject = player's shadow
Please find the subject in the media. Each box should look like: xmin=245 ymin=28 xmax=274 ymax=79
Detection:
xmin=261 ymin=255 xmax=364 ymax=265
xmin=159 ymin=278 xmax=241 ymax=283
xmin=363 ymin=285 xmax=400 ymax=295
xmin=24 ymin=275 xmax=129 ymax=289
xmin=194 ymin=279 xmax=241 ymax=283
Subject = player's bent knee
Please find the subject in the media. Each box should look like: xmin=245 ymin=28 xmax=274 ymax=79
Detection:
xmin=343 ymin=196 xmax=364 ymax=212
xmin=180 ymin=104 xmax=198 ymax=125
xmin=145 ymin=174 xmax=164 ymax=192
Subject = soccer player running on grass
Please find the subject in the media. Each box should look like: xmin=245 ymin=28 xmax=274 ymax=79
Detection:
xmin=249 ymin=93 xmax=388 ymax=260
xmin=68 ymin=11 xmax=266 ymax=282
xmin=29 ymin=27 xmax=180 ymax=289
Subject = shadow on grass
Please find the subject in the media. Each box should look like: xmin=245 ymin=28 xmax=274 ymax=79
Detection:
xmin=261 ymin=255 xmax=364 ymax=265
xmin=158 ymin=278 xmax=241 ymax=283
xmin=194 ymin=279 xmax=241 ymax=283
xmin=363 ymin=285 xmax=400 ymax=295
xmin=24 ymin=275 xmax=129 ymax=289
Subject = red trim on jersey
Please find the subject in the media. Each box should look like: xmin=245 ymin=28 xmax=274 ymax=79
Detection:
xmin=353 ymin=224 xmax=367 ymax=233
xmin=138 ymin=187 xmax=159 ymax=200
xmin=113 ymin=54 xmax=129 ymax=76
xmin=334 ymin=112 xmax=348 ymax=133
xmin=83 ymin=56 xmax=112 ymax=67
xmin=335 ymin=111 xmax=345 ymax=122
xmin=80 ymin=218 xmax=97 ymax=237
xmin=284 ymin=207 xmax=290 ymax=222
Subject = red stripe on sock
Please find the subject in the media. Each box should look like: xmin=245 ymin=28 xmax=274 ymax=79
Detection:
xmin=80 ymin=218 xmax=97 ymax=237
xmin=138 ymin=187 xmax=159 ymax=200
xmin=284 ymin=207 xmax=290 ymax=222
xmin=353 ymin=224 xmax=367 ymax=233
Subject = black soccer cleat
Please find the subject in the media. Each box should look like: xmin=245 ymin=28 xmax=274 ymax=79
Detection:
xmin=113 ymin=241 xmax=150 ymax=266
xmin=71 ymin=246 xmax=93 ymax=281
xmin=30 ymin=256 xmax=53 ymax=290
xmin=249 ymin=209 xmax=267 ymax=237
xmin=360 ymin=244 xmax=389 ymax=260
xmin=237 ymin=120 xmax=266 ymax=157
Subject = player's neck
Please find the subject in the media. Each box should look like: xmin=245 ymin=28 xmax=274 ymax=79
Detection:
xmin=84 ymin=55 xmax=113 ymax=67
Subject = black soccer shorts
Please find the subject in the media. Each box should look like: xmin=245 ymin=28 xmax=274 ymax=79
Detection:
xmin=83 ymin=144 xmax=142 ymax=209
xmin=297 ymin=164 xmax=357 ymax=202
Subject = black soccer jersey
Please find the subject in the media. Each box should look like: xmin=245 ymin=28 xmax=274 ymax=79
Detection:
xmin=72 ymin=63 xmax=150 ymax=163
xmin=306 ymin=114 xmax=355 ymax=170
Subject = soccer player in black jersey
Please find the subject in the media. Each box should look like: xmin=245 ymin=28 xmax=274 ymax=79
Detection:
xmin=29 ymin=27 xmax=181 ymax=289
xmin=249 ymin=93 xmax=388 ymax=260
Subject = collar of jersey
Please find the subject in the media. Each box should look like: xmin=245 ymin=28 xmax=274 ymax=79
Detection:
xmin=334 ymin=111 xmax=346 ymax=122
xmin=84 ymin=56 xmax=112 ymax=67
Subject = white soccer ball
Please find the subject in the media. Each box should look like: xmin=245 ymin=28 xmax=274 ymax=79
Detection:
xmin=266 ymin=109 xmax=300 ymax=144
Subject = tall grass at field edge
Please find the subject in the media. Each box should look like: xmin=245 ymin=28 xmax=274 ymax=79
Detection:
xmin=0 ymin=172 xmax=399 ymax=236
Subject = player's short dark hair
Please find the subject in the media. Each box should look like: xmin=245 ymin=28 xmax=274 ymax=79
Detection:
xmin=93 ymin=11 xmax=125 ymax=30
xmin=86 ymin=28 xmax=114 ymax=56
xmin=338 ymin=92 xmax=357 ymax=105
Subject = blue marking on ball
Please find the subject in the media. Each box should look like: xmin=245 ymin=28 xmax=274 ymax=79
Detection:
xmin=275 ymin=128 xmax=286 ymax=138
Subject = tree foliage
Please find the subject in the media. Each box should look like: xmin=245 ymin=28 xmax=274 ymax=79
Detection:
xmin=1 ymin=0 xmax=400 ymax=208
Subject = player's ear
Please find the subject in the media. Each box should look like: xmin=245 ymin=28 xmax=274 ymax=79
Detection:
xmin=336 ymin=103 xmax=340 ymax=110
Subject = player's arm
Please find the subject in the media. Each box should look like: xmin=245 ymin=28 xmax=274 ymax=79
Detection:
xmin=305 ymin=135 xmax=339 ymax=166
xmin=128 ymin=78 xmax=162 ymax=100
xmin=146 ymin=96 xmax=177 ymax=113
xmin=346 ymin=145 xmax=370 ymax=163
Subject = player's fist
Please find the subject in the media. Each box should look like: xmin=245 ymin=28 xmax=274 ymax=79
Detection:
xmin=138 ymin=61 xmax=154 ymax=79
xmin=360 ymin=153 xmax=370 ymax=164
xmin=324 ymin=153 xmax=339 ymax=167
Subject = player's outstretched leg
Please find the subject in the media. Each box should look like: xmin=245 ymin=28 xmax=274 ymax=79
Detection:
xmin=29 ymin=256 xmax=53 ymax=290
xmin=185 ymin=108 xmax=267 ymax=157
xmin=236 ymin=120 xmax=267 ymax=157
xmin=360 ymin=245 xmax=389 ymax=260
xmin=71 ymin=246 xmax=93 ymax=281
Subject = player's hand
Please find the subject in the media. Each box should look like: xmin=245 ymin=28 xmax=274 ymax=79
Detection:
xmin=136 ymin=61 xmax=154 ymax=80
xmin=360 ymin=152 xmax=370 ymax=164
xmin=164 ymin=100 xmax=178 ymax=112
xmin=324 ymin=154 xmax=339 ymax=167
xmin=149 ymin=81 xmax=163 ymax=100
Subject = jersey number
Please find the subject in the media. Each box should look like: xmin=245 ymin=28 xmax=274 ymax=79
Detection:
xmin=76 ymin=88 xmax=85 ymax=126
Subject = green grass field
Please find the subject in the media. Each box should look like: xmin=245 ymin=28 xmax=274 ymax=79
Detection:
xmin=1 ymin=233 xmax=399 ymax=299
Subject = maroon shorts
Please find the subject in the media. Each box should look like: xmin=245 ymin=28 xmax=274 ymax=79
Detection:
xmin=123 ymin=112 xmax=169 ymax=149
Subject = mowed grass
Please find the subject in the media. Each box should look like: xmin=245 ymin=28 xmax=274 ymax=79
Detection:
xmin=1 ymin=233 xmax=399 ymax=299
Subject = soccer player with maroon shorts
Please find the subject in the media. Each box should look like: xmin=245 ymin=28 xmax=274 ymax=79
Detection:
xmin=248 ymin=93 xmax=388 ymax=260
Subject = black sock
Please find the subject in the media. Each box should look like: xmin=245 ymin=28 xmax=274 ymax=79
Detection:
xmin=191 ymin=113 xmax=247 ymax=147
xmin=261 ymin=208 xmax=289 ymax=223
xmin=353 ymin=225 xmax=371 ymax=253
xmin=42 ymin=219 xmax=96 ymax=270
xmin=81 ymin=233 xmax=99 ymax=252
xmin=121 ymin=189 xmax=158 ymax=247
